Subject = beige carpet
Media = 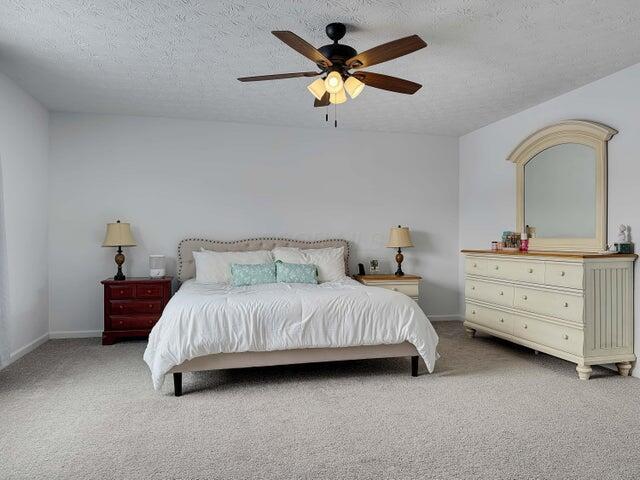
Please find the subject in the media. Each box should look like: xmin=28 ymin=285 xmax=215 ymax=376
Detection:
xmin=1 ymin=321 xmax=639 ymax=480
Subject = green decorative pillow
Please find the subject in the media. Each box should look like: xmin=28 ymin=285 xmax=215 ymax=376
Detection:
xmin=231 ymin=263 xmax=276 ymax=286
xmin=276 ymin=260 xmax=318 ymax=284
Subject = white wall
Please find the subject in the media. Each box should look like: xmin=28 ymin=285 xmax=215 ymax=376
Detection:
xmin=0 ymin=73 xmax=50 ymax=360
xmin=459 ymin=62 xmax=640 ymax=377
xmin=49 ymin=114 xmax=459 ymax=335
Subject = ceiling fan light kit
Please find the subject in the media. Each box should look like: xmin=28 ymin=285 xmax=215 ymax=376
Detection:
xmin=238 ymin=22 xmax=427 ymax=127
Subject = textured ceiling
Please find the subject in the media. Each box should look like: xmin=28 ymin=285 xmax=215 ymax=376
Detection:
xmin=1 ymin=1 xmax=640 ymax=135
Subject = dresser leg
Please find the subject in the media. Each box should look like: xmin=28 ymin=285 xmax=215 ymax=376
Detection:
xmin=173 ymin=373 xmax=183 ymax=397
xmin=464 ymin=327 xmax=476 ymax=338
xmin=102 ymin=333 xmax=115 ymax=345
xmin=616 ymin=361 xmax=632 ymax=377
xmin=411 ymin=356 xmax=419 ymax=377
xmin=576 ymin=365 xmax=592 ymax=380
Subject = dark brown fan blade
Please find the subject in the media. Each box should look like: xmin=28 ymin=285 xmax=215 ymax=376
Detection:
xmin=353 ymin=71 xmax=422 ymax=94
xmin=346 ymin=35 xmax=427 ymax=69
xmin=272 ymin=31 xmax=332 ymax=68
xmin=238 ymin=71 xmax=320 ymax=82
xmin=314 ymin=92 xmax=330 ymax=107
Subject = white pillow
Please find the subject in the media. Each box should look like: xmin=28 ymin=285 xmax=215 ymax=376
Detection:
xmin=272 ymin=246 xmax=346 ymax=282
xmin=193 ymin=249 xmax=273 ymax=284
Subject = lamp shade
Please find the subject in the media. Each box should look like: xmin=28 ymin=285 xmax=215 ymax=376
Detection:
xmin=385 ymin=226 xmax=414 ymax=248
xmin=344 ymin=76 xmax=365 ymax=99
xmin=307 ymin=78 xmax=327 ymax=101
xmin=329 ymin=88 xmax=347 ymax=104
xmin=102 ymin=221 xmax=136 ymax=247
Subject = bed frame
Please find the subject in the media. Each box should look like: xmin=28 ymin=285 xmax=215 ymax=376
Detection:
xmin=169 ymin=237 xmax=421 ymax=396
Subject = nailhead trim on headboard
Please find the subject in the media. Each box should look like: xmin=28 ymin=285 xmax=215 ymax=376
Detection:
xmin=177 ymin=237 xmax=350 ymax=283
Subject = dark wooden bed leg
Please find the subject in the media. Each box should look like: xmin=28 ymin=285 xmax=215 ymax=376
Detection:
xmin=173 ymin=372 xmax=182 ymax=397
xmin=411 ymin=356 xmax=419 ymax=377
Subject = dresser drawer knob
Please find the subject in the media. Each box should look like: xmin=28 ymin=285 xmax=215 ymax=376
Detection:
xmin=564 ymin=302 xmax=569 ymax=308
xmin=471 ymin=310 xmax=476 ymax=315
xmin=528 ymin=268 xmax=533 ymax=273
xmin=149 ymin=304 xmax=153 ymax=308
xmin=563 ymin=334 xmax=569 ymax=340
xmin=560 ymin=271 xmax=566 ymax=277
xmin=148 ymin=320 xmax=153 ymax=325
xmin=119 ymin=305 xmax=124 ymax=310
xmin=523 ymin=324 xmax=528 ymax=329
xmin=471 ymin=286 xmax=475 ymax=290
xmin=522 ymin=295 xmax=528 ymax=300
xmin=147 ymin=289 xmax=152 ymax=294
xmin=499 ymin=291 xmax=504 ymax=296
xmin=119 ymin=290 xmax=124 ymax=295
xmin=473 ymin=263 xmax=477 ymax=268
xmin=499 ymin=318 xmax=505 ymax=323
xmin=392 ymin=287 xmax=398 ymax=291
xmin=494 ymin=265 xmax=499 ymax=270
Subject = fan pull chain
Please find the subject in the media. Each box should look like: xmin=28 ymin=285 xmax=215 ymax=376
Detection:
xmin=334 ymin=102 xmax=338 ymax=128
xmin=325 ymin=105 xmax=328 ymax=123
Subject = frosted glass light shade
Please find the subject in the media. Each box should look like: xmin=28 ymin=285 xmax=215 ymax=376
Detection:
xmin=329 ymin=89 xmax=347 ymax=104
xmin=324 ymin=71 xmax=344 ymax=94
xmin=344 ymin=76 xmax=365 ymax=99
xmin=385 ymin=226 xmax=414 ymax=248
xmin=102 ymin=221 xmax=136 ymax=247
xmin=307 ymin=78 xmax=326 ymax=100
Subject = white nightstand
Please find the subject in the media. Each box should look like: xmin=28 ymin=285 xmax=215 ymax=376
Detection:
xmin=353 ymin=274 xmax=421 ymax=301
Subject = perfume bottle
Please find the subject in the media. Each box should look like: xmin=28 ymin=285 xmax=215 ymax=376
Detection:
xmin=520 ymin=230 xmax=529 ymax=252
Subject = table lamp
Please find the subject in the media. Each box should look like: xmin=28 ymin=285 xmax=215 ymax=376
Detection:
xmin=385 ymin=225 xmax=414 ymax=276
xmin=102 ymin=220 xmax=136 ymax=281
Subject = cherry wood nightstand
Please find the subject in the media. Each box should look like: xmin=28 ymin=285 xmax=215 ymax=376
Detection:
xmin=101 ymin=277 xmax=172 ymax=345
xmin=353 ymin=274 xmax=421 ymax=301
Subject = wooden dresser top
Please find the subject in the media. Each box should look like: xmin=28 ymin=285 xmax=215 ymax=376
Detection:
xmin=461 ymin=249 xmax=637 ymax=259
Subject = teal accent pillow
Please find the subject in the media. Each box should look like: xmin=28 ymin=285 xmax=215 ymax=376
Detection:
xmin=276 ymin=260 xmax=318 ymax=284
xmin=231 ymin=263 xmax=276 ymax=286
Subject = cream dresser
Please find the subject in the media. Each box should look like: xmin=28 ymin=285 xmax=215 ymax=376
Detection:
xmin=462 ymin=250 xmax=636 ymax=380
xmin=353 ymin=274 xmax=420 ymax=301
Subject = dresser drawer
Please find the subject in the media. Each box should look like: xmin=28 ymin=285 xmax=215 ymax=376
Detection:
xmin=136 ymin=284 xmax=164 ymax=298
xmin=465 ymin=257 xmax=487 ymax=275
xmin=108 ymin=284 xmax=135 ymax=299
xmin=514 ymin=287 xmax=583 ymax=323
xmin=109 ymin=300 xmax=163 ymax=315
xmin=486 ymin=258 xmax=545 ymax=284
xmin=544 ymin=263 xmax=584 ymax=289
xmin=110 ymin=315 xmax=159 ymax=330
xmin=465 ymin=279 xmax=514 ymax=308
xmin=465 ymin=303 xmax=514 ymax=335
xmin=513 ymin=315 xmax=583 ymax=356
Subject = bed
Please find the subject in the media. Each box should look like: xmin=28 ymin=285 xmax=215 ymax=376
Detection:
xmin=143 ymin=237 xmax=439 ymax=396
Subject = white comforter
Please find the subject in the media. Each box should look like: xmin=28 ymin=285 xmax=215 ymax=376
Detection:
xmin=144 ymin=278 xmax=439 ymax=390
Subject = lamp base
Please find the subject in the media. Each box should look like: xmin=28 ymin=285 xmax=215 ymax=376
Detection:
xmin=395 ymin=248 xmax=405 ymax=276
xmin=114 ymin=247 xmax=126 ymax=281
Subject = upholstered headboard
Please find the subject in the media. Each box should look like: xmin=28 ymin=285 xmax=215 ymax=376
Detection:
xmin=177 ymin=237 xmax=350 ymax=282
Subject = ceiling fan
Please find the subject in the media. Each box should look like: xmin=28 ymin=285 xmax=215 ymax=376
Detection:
xmin=238 ymin=23 xmax=427 ymax=111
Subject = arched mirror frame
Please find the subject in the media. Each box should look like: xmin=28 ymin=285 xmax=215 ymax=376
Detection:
xmin=507 ymin=120 xmax=617 ymax=252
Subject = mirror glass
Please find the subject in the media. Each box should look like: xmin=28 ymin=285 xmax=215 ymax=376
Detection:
xmin=524 ymin=143 xmax=596 ymax=238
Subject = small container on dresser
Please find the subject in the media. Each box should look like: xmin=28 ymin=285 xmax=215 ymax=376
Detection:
xmin=101 ymin=277 xmax=172 ymax=345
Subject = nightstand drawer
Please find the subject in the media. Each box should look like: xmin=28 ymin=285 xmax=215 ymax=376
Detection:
xmin=109 ymin=300 xmax=163 ymax=315
xmin=136 ymin=284 xmax=164 ymax=298
xmin=108 ymin=285 xmax=135 ymax=299
xmin=110 ymin=315 xmax=159 ymax=330
xmin=378 ymin=282 xmax=418 ymax=298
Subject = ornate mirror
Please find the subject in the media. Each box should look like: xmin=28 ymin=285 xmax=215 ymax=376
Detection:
xmin=507 ymin=120 xmax=617 ymax=252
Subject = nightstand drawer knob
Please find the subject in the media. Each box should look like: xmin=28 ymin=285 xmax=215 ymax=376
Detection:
xmin=522 ymin=295 xmax=528 ymax=300
xmin=471 ymin=286 xmax=476 ymax=290
xmin=564 ymin=302 xmax=569 ymax=308
xmin=563 ymin=334 xmax=569 ymax=340
xmin=560 ymin=271 xmax=566 ymax=277
xmin=528 ymin=268 xmax=533 ymax=273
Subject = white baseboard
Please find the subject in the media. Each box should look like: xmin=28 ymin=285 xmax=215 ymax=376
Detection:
xmin=427 ymin=314 xmax=462 ymax=322
xmin=7 ymin=332 xmax=49 ymax=366
xmin=49 ymin=330 xmax=102 ymax=339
